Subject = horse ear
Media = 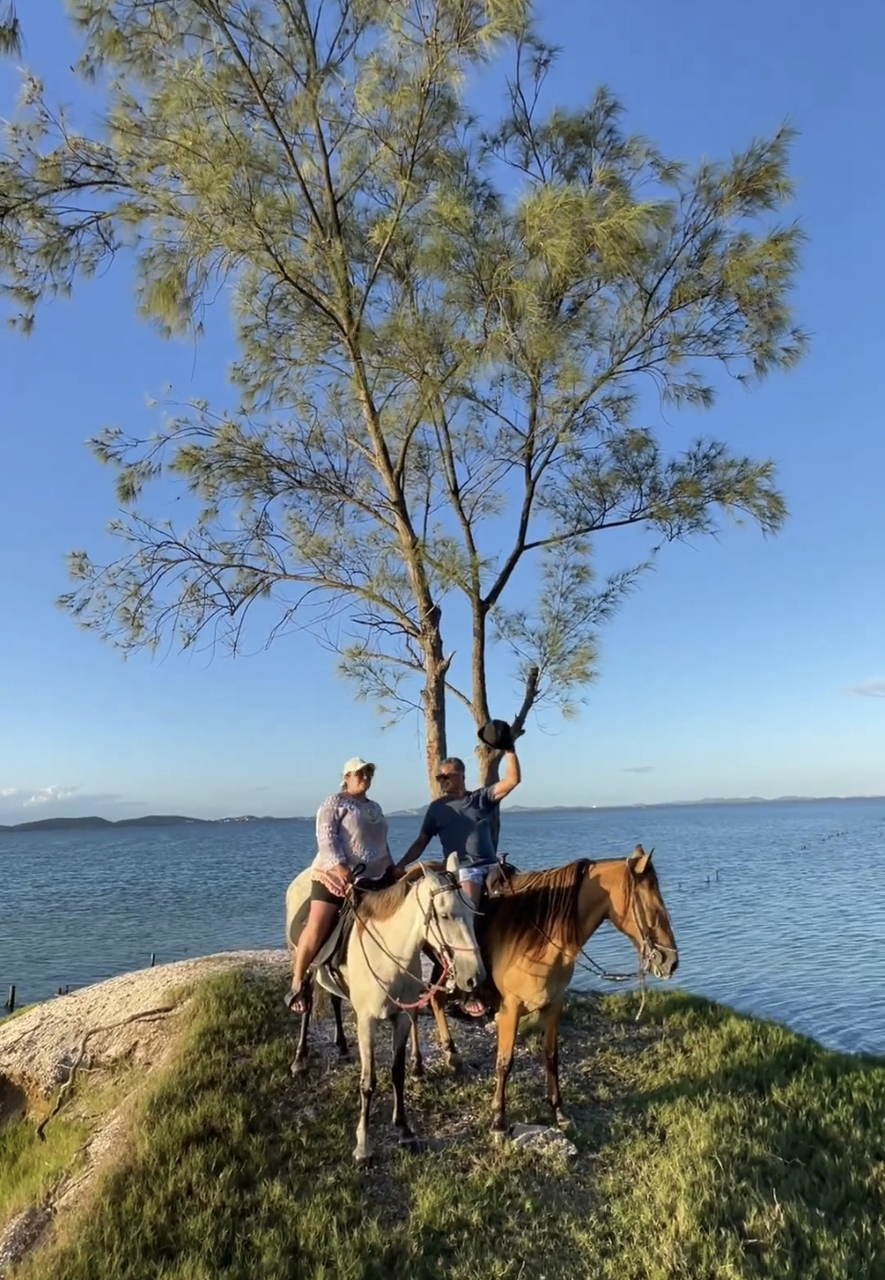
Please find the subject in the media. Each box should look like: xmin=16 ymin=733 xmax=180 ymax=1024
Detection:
xmin=445 ymin=852 xmax=459 ymax=878
xmin=628 ymin=843 xmax=651 ymax=875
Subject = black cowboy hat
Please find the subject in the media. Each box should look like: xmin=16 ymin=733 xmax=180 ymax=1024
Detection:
xmin=477 ymin=719 xmax=515 ymax=752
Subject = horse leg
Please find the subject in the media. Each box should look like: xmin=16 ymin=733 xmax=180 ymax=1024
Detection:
xmin=330 ymin=994 xmax=350 ymax=1062
xmin=409 ymin=1012 xmax=424 ymax=1078
xmin=541 ymin=1001 xmax=570 ymax=1127
xmin=410 ymin=954 xmax=461 ymax=1076
xmin=353 ymin=1014 xmax=377 ymax=1164
xmin=491 ymin=997 xmax=521 ymax=1139
xmin=430 ymin=991 xmax=462 ymax=1074
xmin=391 ymin=1012 xmax=419 ymax=1148
xmin=290 ymin=975 xmax=313 ymax=1076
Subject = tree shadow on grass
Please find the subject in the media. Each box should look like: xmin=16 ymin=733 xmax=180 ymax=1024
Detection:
xmin=591 ymin=989 xmax=885 ymax=1279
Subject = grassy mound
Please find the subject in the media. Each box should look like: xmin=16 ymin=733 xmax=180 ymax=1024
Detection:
xmin=7 ymin=971 xmax=884 ymax=1279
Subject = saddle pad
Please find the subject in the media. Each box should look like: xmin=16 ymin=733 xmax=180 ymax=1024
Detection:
xmin=311 ymin=901 xmax=356 ymax=973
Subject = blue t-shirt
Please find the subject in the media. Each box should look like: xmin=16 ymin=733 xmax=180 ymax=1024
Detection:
xmin=420 ymin=787 xmax=499 ymax=868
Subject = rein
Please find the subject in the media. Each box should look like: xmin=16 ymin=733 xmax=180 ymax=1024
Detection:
xmin=499 ymin=862 xmax=670 ymax=1021
xmin=346 ymin=870 xmax=472 ymax=1011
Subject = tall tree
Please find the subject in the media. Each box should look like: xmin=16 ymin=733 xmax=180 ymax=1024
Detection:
xmin=0 ymin=1 xmax=806 ymax=789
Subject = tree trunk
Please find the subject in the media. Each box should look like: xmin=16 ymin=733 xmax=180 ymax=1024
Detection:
xmin=470 ymin=603 xmax=493 ymax=781
xmin=476 ymin=661 xmax=540 ymax=848
xmin=477 ymin=744 xmax=500 ymax=788
xmin=470 ymin=603 xmax=502 ymax=842
xmin=421 ymin=606 xmax=449 ymax=797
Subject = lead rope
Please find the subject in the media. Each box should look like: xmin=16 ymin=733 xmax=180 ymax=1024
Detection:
xmin=494 ymin=867 xmax=653 ymax=1021
xmin=346 ymin=878 xmax=466 ymax=1011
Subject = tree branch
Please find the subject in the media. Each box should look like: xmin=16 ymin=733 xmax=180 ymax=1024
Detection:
xmin=512 ymin=664 xmax=540 ymax=738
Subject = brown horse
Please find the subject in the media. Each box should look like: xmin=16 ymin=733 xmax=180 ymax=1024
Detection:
xmin=410 ymin=845 xmax=678 ymax=1137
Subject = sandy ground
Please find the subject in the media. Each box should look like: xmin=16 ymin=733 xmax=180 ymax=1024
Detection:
xmin=0 ymin=949 xmax=290 ymax=1105
xmin=0 ymin=949 xmax=583 ymax=1276
xmin=0 ymin=950 xmax=291 ymax=1277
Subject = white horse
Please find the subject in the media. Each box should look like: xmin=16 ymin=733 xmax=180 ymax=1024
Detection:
xmin=285 ymin=855 xmax=485 ymax=1163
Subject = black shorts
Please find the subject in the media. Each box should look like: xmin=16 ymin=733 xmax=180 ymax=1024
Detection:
xmin=310 ymin=866 xmax=397 ymax=905
xmin=310 ymin=878 xmax=345 ymax=906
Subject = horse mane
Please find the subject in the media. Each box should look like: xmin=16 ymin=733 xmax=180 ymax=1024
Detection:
xmin=493 ymin=859 xmax=593 ymax=958
xmin=353 ymin=876 xmax=414 ymax=924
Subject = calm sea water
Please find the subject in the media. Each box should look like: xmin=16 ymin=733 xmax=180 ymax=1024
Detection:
xmin=2 ymin=800 xmax=884 ymax=1055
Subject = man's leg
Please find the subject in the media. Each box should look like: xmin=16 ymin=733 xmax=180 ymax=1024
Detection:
xmin=460 ymin=878 xmax=483 ymax=910
xmin=287 ymin=899 xmax=339 ymax=1013
xmin=458 ymin=870 xmax=488 ymax=1017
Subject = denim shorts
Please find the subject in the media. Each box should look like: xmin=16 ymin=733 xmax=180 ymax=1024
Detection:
xmin=458 ymin=864 xmax=494 ymax=885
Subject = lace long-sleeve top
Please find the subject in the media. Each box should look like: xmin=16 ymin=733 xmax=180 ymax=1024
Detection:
xmin=311 ymin=793 xmax=393 ymax=884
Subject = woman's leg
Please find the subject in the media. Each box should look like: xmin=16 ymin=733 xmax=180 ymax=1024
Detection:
xmin=287 ymin=899 xmax=340 ymax=1012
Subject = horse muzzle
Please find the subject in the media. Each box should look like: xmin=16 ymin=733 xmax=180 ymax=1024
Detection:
xmin=452 ymin=953 xmax=486 ymax=995
xmin=650 ymin=947 xmax=678 ymax=979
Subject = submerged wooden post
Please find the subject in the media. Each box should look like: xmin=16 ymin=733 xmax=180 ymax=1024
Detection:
xmin=4 ymin=984 xmax=14 ymax=1013
xmin=150 ymin=952 xmax=156 ymax=968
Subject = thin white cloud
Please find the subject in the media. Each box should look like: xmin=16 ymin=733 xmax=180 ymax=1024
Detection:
xmin=621 ymin=765 xmax=655 ymax=774
xmin=847 ymin=678 xmax=885 ymax=699
xmin=0 ymin=786 xmax=20 ymax=798
xmin=23 ymin=784 xmax=82 ymax=808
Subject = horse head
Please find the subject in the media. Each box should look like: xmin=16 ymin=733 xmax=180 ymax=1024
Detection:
xmin=415 ymin=853 xmax=486 ymax=996
xmin=614 ymin=845 xmax=679 ymax=979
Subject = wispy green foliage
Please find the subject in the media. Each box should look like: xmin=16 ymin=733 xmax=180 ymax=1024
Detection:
xmin=0 ymin=2 xmax=807 ymax=782
xmin=0 ymin=2 xmax=20 ymax=57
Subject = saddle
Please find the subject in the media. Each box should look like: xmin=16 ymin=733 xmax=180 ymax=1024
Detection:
xmin=290 ymin=880 xmax=381 ymax=989
xmin=483 ymin=853 xmax=520 ymax=900
xmin=311 ymin=899 xmax=356 ymax=978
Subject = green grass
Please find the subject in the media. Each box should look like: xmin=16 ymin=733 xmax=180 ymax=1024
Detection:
xmin=1 ymin=1002 xmax=42 ymax=1023
xmin=0 ymin=1051 xmax=136 ymax=1228
xmin=0 ymin=1108 xmax=88 ymax=1226
xmin=8 ymin=973 xmax=884 ymax=1280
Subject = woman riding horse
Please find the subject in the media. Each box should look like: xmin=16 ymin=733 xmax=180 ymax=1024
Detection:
xmin=286 ymin=755 xmax=397 ymax=1014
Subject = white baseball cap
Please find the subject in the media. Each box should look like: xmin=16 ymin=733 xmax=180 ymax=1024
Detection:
xmin=342 ymin=756 xmax=375 ymax=779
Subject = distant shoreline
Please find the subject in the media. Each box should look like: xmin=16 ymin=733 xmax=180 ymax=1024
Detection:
xmin=1 ymin=794 xmax=884 ymax=834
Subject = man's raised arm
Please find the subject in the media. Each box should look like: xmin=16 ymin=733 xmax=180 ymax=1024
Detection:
xmin=489 ymin=749 xmax=521 ymax=803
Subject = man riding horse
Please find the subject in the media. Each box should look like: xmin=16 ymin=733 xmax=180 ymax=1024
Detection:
xmin=396 ymin=719 xmax=522 ymax=1015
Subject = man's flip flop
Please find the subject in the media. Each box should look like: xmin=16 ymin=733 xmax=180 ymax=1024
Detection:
xmin=462 ymin=997 xmax=487 ymax=1018
xmin=284 ymin=985 xmax=311 ymax=1014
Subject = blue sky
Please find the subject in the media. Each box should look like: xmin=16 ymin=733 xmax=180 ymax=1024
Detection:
xmin=1 ymin=0 xmax=883 ymax=824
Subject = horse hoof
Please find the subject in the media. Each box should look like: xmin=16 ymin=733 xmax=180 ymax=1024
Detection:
xmin=398 ymin=1133 xmax=425 ymax=1153
xmin=447 ymin=1055 xmax=463 ymax=1076
xmin=290 ymin=1058 xmax=308 ymax=1077
xmin=411 ymin=1060 xmax=425 ymax=1079
xmin=353 ymin=1148 xmax=373 ymax=1165
xmin=555 ymin=1111 xmax=572 ymax=1130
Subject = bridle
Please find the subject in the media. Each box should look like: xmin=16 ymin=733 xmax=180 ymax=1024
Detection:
xmin=623 ymin=865 xmax=678 ymax=978
xmin=348 ymin=867 xmax=478 ymax=1011
xmin=496 ymin=858 xmax=677 ymax=1019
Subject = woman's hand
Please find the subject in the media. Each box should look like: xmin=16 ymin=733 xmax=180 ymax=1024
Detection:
xmin=329 ymin=865 xmax=351 ymax=891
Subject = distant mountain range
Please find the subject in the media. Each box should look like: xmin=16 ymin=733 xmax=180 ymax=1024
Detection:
xmin=0 ymin=814 xmax=307 ymax=834
xmin=1 ymin=794 xmax=883 ymax=834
